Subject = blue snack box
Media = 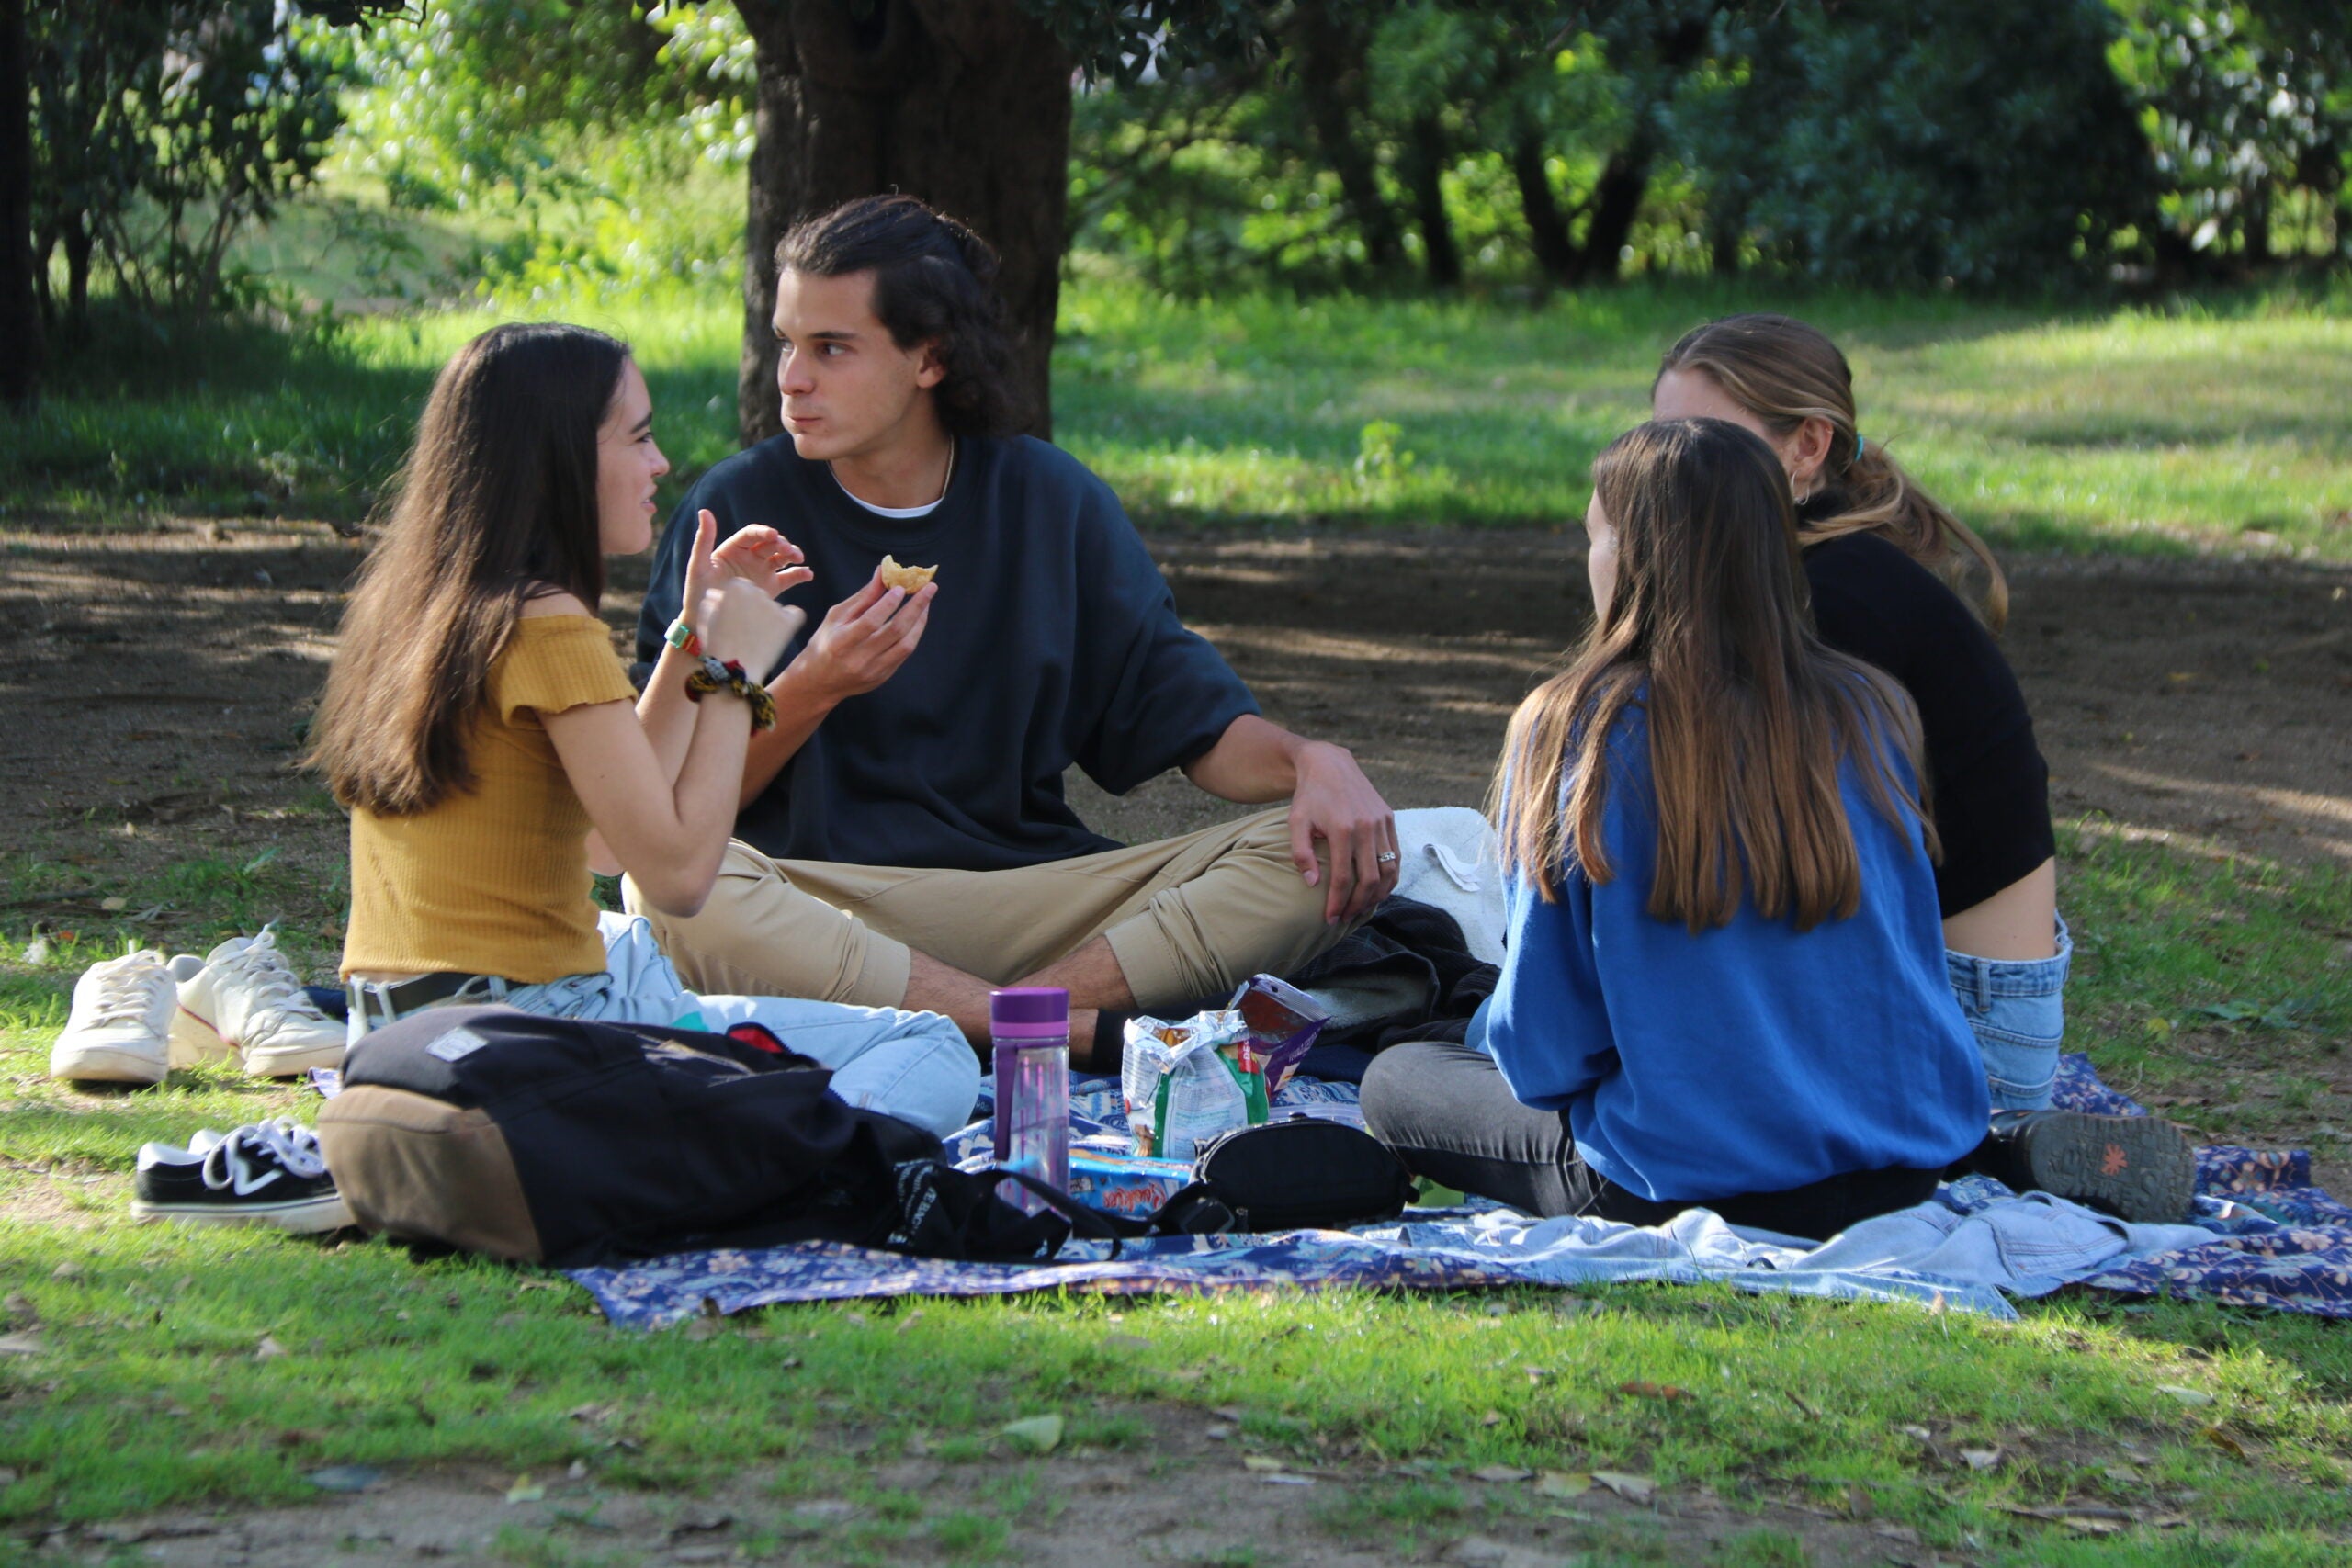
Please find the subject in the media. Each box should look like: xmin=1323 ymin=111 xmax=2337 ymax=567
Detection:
xmin=1065 ymin=1143 xmax=1192 ymax=1219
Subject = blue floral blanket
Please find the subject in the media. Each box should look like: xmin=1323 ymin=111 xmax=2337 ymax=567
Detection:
xmin=567 ymin=1055 xmax=2352 ymax=1330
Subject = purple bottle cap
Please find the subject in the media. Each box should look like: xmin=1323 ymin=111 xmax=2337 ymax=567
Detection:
xmin=990 ymin=987 xmax=1069 ymax=1035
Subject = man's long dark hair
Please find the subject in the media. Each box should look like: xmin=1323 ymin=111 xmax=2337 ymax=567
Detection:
xmin=1493 ymin=419 xmax=1933 ymax=932
xmin=307 ymin=322 xmax=627 ymax=816
xmin=775 ymin=196 xmax=1028 ymax=438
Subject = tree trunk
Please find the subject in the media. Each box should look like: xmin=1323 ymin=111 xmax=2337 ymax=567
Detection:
xmin=1405 ymin=113 xmax=1459 ymax=290
xmin=2241 ymin=180 xmax=2271 ymax=268
xmin=60 ymin=211 xmax=89 ymax=332
xmin=0 ymin=0 xmax=37 ymax=410
xmin=1286 ymin=0 xmax=1400 ymax=276
xmin=1511 ymin=132 xmax=1574 ymax=285
xmin=1572 ymin=143 xmax=1653 ymax=285
xmin=1706 ymin=197 xmax=1744 ymax=276
xmin=732 ymin=0 xmax=1071 ymax=447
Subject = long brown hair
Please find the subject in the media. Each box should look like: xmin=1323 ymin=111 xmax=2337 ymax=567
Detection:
xmin=1493 ymin=419 xmax=1932 ymax=932
xmin=307 ymin=322 xmax=628 ymax=816
xmin=1658 ymin=312 xmax=2009 ymax=629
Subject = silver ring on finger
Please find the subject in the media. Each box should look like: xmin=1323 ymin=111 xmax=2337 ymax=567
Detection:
xmin=1375 ymin=850 xmax=1398 ymax=863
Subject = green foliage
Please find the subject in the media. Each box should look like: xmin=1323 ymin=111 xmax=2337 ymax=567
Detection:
xmin=1071 ymin=0 xmax=2297 ymax=295
xmin=1069 ymin=72 xmax=1363 ymax=293
xmin=333 ymin=0 xmax=694 ymax=211
xmin=1015 ymin=0 xmax=1273 ymax=86
xmin=1068 ymin=6 xmax=1712 ymax=294
xmin=2108 ymin=0 xmax=2352 ymax=265
xmin=322 ymin=0 xmax=750 ymax=299
xmin=1675 ymin=0 xmax=2158 ymax=289
xmin=28 ymin=0 xmax=345 ymax=320
xmin=236 ymin=0 xmax=2351 ymax=309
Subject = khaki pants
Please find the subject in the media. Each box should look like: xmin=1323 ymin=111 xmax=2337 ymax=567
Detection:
xmin=627 ymin=807 xmax=1349 ymax=1013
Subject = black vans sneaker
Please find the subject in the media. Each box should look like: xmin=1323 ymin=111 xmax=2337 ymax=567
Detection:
xmin=1969 ymin=1110 xmax=2197 ymax=1224
xmin=132 ymin=1118 xmax=352 ymax=1233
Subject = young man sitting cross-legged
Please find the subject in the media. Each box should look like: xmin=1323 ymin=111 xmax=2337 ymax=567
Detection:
xmin=618 ymin=196 xmax=1399 ymax=1065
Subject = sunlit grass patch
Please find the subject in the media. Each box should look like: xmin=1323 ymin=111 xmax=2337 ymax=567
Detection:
xmin=8 ymin=276 xmax=2349 ymax=562
xmin=1057 ymin=283 xmax=2352 ymax=552
xmin=0 ymin=1210 xmax=2347 ymax=1553
xmin=2058 ymin=824 xmax=2352 ymax=1104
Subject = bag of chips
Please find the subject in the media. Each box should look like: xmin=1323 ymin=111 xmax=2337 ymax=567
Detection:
xmin=1121 ymin=976 xmax=1331 ymax=1161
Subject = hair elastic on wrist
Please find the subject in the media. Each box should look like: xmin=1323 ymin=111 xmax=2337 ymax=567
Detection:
xmin=684 ymin=655 xmax=776 ymax=731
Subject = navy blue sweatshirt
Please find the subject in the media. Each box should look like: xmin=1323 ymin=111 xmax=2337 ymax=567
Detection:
xmin=1474 ymin=703 xmax=1988 ymax=1202
xmin=636 ymin=435 xmax=1258 ymax=871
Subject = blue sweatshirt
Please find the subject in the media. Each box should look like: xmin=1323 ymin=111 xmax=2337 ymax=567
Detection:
xmin=1475 ymin=703 xmax=1988 ymax=1203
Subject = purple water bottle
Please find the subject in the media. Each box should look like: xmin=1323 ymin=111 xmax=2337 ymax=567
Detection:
xmin=990 ymin=987 xmax=1070 ymax=1212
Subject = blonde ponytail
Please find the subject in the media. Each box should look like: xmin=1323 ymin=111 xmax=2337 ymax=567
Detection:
xmin=1805 ymin=438 xmax=2009 ymax=630
xmin=1658 ymin=313 xmax=2009 ymax=630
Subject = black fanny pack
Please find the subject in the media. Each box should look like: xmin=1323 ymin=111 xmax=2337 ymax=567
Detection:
xmin=1146 ymin=1116 xmax=1418 ymax=1235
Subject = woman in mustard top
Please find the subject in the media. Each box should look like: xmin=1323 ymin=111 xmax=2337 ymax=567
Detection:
xmin=307 ymin=323 xmax=978 ymax=1137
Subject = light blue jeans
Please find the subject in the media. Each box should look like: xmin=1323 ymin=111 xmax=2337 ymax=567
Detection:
xmin=348 ymin=914 xmax=980 ymax=1139
xmin=1946 ymin=916 xmax=2071 ymax=1112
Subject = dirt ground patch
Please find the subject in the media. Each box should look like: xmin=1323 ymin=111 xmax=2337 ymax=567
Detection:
xmin=21 ymin=1398 xmax=1995 ymax=1568
xmin=3 ymin=514 xmax=2348 ymax=1026
xmin=7 ymin=520 xmax=2346 ymax=867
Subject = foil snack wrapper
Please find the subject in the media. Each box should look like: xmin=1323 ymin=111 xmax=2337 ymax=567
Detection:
xmin=1120 ymin=976 xmax=1330 ymax=1161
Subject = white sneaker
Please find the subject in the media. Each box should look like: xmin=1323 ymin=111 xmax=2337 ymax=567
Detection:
xmin=51 ymin=950 xmax=175 ymax=1085
xmin=168 ymin=927 xmax=345 ymax=1078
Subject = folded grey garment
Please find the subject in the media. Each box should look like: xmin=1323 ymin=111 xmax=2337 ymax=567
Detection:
xmin=1391 ymin=807 xmax=1507 ymax=965
xmin=1303 ymin=971 xmax=1434 ymax=1032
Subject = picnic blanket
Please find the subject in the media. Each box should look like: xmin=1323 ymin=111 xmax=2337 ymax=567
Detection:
xmin=566 ymin=1054 xmax=2352 ymax=1329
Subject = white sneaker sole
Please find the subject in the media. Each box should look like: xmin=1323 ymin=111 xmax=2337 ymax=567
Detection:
xmin=50 ymin=1042 xmax=169 ymax=1086
xmin=241 ymin=1041 xmax=347 ymax=1078
xmin=172 ymin=1006 xmax=343 ymax=1077
xmin=131 ymin=1193 xmax=354 ymax=1233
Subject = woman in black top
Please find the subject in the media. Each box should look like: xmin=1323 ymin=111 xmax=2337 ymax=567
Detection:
xmin=1645 ymin=314 xmax=2193 ymax=1222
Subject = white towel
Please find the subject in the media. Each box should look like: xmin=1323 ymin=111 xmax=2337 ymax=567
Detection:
xmin=1391 ymin=807 xmax=1507 ymax=965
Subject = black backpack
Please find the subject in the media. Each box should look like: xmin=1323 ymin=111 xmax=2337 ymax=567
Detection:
xmin=320 ymin=1004 xmax=1092 ymax=1268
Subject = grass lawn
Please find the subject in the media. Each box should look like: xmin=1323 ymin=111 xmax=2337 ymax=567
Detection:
xmin=6 ymin=276 xmax=2350 ymax=563
xmin=7 ymin=232 xmax=2352 ymax=1561
xmin=3 ymin=824 xmax=2349 ymax=1562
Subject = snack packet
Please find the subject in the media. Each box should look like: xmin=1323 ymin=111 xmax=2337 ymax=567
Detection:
xmin=1119 ymin=977 xmax=1332 ymax=1160
xmin=1122 ymin=1010 xmax=1266 ymax=1161
xmin=1228 ymin=974 xmax=1329 ymax=1093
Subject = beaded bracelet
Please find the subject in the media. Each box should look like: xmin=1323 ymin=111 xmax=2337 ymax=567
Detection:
xmin=662 ymin=616 xmax=703 ymax=659
xmin=684 ymin=655 xmax=776 ymax=731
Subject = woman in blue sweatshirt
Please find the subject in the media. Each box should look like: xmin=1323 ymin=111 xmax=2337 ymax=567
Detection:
xmin=1360 ymin=419 xmax=1988 ymax=1240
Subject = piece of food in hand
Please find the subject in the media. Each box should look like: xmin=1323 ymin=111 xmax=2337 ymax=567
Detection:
xmin=876 ymin=555 xmax=937 ymax=594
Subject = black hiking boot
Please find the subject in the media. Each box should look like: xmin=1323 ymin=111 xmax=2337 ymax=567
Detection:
xmin=1964 ymin=1110 xmax=2196 ymax=1224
